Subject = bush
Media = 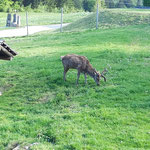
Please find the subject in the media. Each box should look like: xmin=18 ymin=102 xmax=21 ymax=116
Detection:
xmin=137 ymin=0 xmax=143 ymax=7
xmin=124 ymin=0 xmax=134 ymax=8
xmin=73 ymin=0 xmax=83 ymax=9
xmin=143 ymin=0 xmax=150 ymax=6
xmin=0 ymin=0 xmax=13 ymax=12
xmin=83 ymin=0 xmax=96 ymax=12
xmin=105 ymin=0 xmax=115 ymax=8
xmin=117 ymin=0 xmax=126 ymax=8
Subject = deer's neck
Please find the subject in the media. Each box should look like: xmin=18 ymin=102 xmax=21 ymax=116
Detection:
xmin=86 ymin=66 xmax=95 ymax=79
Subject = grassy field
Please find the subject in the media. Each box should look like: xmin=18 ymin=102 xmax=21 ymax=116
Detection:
xmin=0 ymin=12 xmax=90 ymax=28
xmin=0 ymin=10 xmax=150 ymax=150
xmin=64 ymin=9 xmax=150 ymax=32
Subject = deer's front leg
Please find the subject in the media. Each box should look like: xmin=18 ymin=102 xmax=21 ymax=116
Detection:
xmin=76 ymin=70 xmax=81 ymax=85
xmin=84 ymin=73 xmax=87 ymax=84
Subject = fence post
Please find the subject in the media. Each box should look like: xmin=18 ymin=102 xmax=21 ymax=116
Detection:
xmin=96 ymin=2 xmax=99 ymax=29
xmin=60 ymin=8 xmax=63 ymax=32
xmin=26 ymin=12 xmax=29 ymax=36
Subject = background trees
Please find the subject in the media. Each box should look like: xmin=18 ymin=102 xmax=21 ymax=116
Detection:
xmin=143 ymin=0 xmax=150 ymax=7
xmin=83 ymin=0 xmax=96 ymax=12
xmin=0 ymin=0 xmax=145 ymax=12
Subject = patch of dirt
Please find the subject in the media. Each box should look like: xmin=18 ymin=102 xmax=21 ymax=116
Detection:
xmin=0 ymin=84 xmax=14 ymax=95
xmin=38 ymin=92 xmax=55 ymax=103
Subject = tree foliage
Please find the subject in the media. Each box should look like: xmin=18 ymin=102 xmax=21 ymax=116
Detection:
xmin=0 ymin=0 xmax=144 ymax=12
xmin=143 ymin=0 xmax=150 ymax=6
xmin=0 ymin=0 xmax=13 ymax=12
xmin=105 ymin=0 xmax=115 ymax=8
xmin=124 ymin=0 xmax=134 ymax=8
xmin=83 ymin=0 xmax=96 ymax=12
xmin=117 ymin=0 xmax=126 ymax=8
xmin=137 ymin=0 xmax=143 ymax=7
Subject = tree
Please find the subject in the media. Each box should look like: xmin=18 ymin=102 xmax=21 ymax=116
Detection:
xmin=143 ymin=0 xmax=150 ymax=6
xmin=22 ymin=0 xmax=41 ymax=8
xmin=109 ymin=0 xmax=115 ymax=8
xmin=43 ymin=0 xmax=56 ymax=12
xmin=73 ymin=0 xmax=83 ymax=9
xmin=31 ymin=0 xmax=40 ymax=9
xmin=124 ymin=0 xmax=134 ymax=8
xmin=137 ymin=0 xmax=143 ymax=7
xmin=83 ymin=0 xmax=96 ymax=12
xmin=105 ymin=0 xmax=110 ymax=8
xmin=105 ymin=0 xmax=115 ymax=8
xmin=117 ymin=0 xmax=126 ymax=8
xmin=0 ymin=0 xmax=13 ymax=12
xmin=22 ymin=0 xmax=31 ymax=7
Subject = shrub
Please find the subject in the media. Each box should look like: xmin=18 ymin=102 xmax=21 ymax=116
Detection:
xmin=143 ymin=0 xmax=150 ymax=6
xmin=124 ymin=0 xmax=134 ymax=8
xmin=83 ymin=0 xmax=96 ymax=12
xmin=117 ymin=0 xmax=126 ymax=8
xmin=105 ymin=0 xmax=115 ymax=8
xmin=0 ymin=0 xmax=13 ymax=12
xmin=137 ymin=0 xmax=143 ymax=7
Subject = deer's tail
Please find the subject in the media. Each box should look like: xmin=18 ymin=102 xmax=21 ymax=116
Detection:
xmin=60 ymin=56 xmax=64 ymax=60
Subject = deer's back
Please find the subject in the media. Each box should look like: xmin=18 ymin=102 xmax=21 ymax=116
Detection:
xmin=62 ymin=54 xmax=89 ymax=70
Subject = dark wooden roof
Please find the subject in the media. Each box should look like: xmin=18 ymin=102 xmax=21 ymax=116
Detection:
xmin=0 ymin=40 xmax=18 ymax=60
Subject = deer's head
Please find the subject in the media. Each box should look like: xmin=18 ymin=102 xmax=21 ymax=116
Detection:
xmin=94 ymin=68 xmax=107 ymax=86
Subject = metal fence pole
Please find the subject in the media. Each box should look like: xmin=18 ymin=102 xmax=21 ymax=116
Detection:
xmin=26 ymin=12 xmax=29 ymax=36
xmin=96 ymin=3 xmax=99 ymax=29
xmin=60 ymin=8 xmax=63 ymax=32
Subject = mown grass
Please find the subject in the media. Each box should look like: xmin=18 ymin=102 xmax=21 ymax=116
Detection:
xmin=0 ymin=12 xmax=90 ymax=28
xmin=0 ymin=23 xmax=149 ymax=149
xmin=63 ymin=9 xmax=150 ymax=32
xmin=0 ymin=8 xmax=150 ymax=149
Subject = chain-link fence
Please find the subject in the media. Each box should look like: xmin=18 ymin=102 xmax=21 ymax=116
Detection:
xmin=0 ymin=5 xmax=150 ymax=37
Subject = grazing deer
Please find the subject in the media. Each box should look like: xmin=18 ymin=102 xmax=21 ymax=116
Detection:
xmin=61 ymin=54 xmax=107 ymax=85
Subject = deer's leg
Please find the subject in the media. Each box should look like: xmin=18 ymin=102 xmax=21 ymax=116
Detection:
xmin=84 ymin=73 xmax=87 ymax=84
xmin=63 ymin=67 xmax=69 ymax=81
xmin=76 ymin=70 xmax=81 ymax=85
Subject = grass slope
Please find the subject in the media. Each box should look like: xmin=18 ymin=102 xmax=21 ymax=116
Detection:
xmin=0 ymin=25 xmax=150 ymax=149
xmin=63 ymin=9 xmax=150 ymax=32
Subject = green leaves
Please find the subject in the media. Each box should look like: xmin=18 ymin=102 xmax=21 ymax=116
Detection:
xmin=143 ymin=0 xmax=150 ymax=6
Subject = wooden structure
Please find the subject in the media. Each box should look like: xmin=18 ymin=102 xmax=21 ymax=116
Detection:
xmin=0 ymin=41 xmax=18 ymax=60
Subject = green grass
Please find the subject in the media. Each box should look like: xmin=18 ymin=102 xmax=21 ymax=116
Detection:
xmin=0 ymin=10 xmax=150 ymax=149
xmin=0 ymin=12 xmax=90 ymax=28
xmin=63 ymin=9 xmax=150 ymax=32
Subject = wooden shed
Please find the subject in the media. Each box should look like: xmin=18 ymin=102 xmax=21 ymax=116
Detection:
xmin=0 ymin=40 xmax=18 ymax=60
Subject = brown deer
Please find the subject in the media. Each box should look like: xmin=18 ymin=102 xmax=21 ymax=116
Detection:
xmin=61 ymin=54 xmax=107 ymax=85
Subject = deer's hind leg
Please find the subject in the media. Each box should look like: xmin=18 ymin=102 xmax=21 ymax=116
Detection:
xmin=63 ymin=67 xmax=69 ymax=81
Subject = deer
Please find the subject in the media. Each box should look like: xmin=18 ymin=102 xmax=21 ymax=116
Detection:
xmin=61 ymin=54 xmax=107 ymax=86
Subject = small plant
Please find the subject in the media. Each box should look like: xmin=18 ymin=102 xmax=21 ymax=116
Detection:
xmin=55 ymin=93 xmax=66 ymax=104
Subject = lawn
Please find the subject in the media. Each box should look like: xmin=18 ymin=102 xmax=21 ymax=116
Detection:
xmin=0 ymin=11 xmax=150 ymax=150
xmin=0 ymin=12 xmax=90 ymax=28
